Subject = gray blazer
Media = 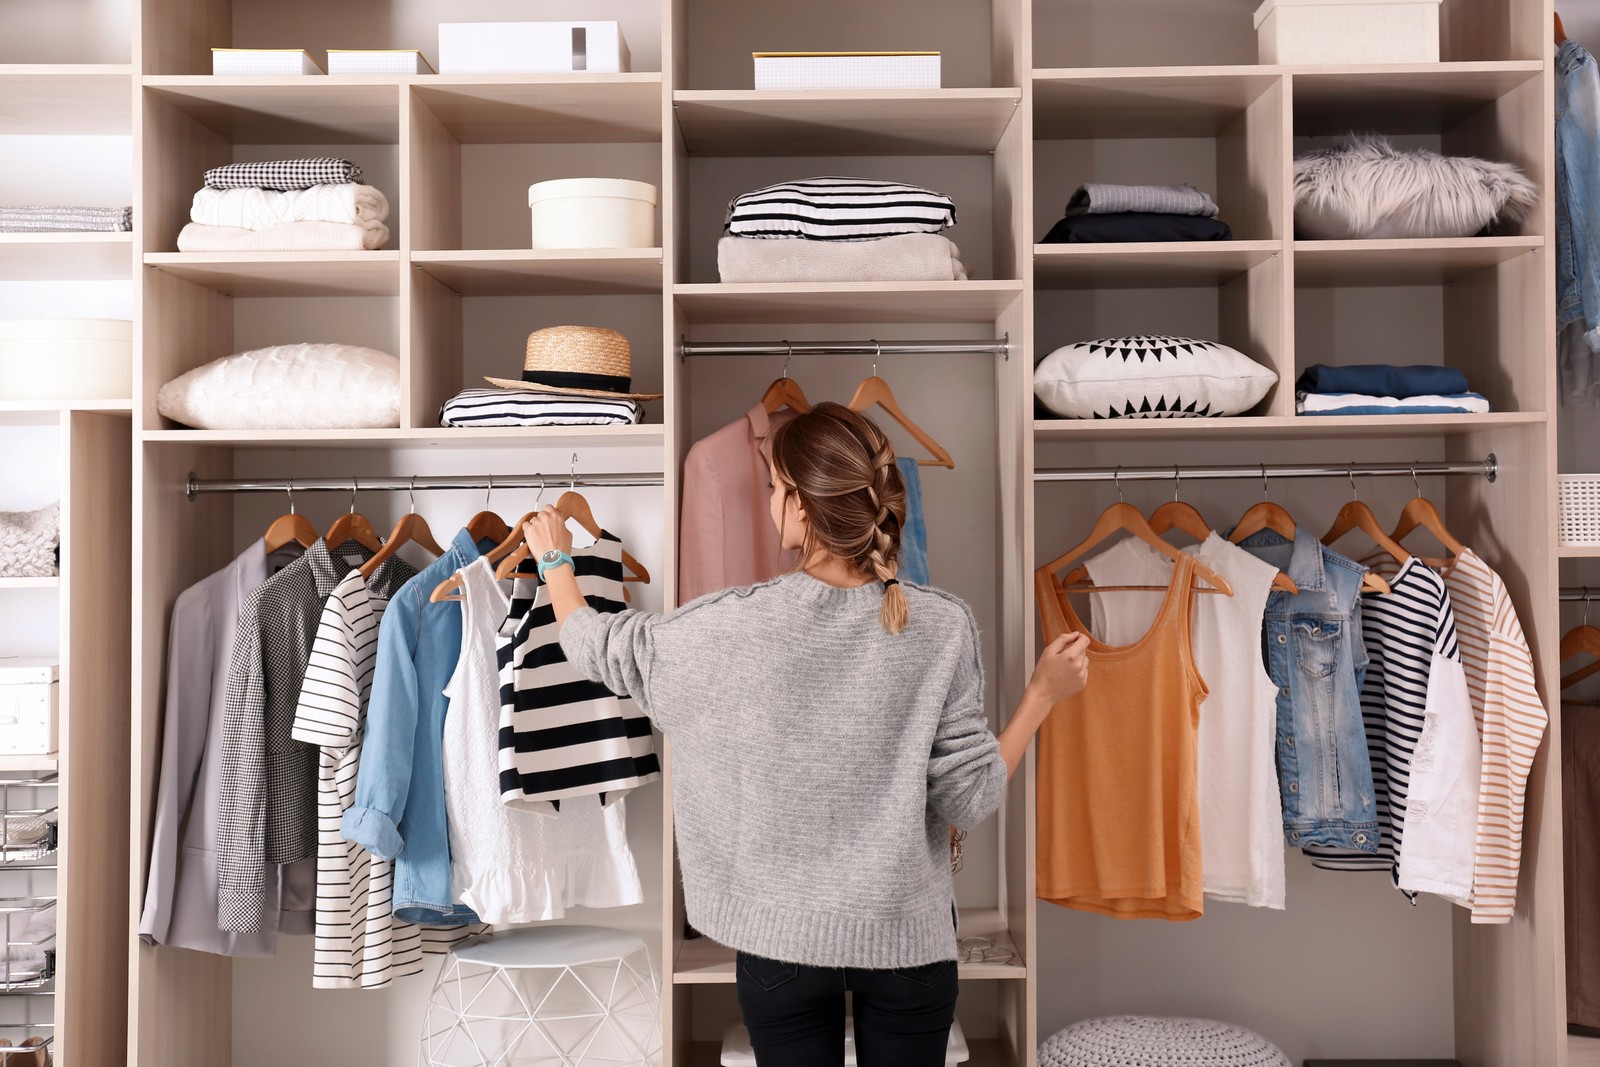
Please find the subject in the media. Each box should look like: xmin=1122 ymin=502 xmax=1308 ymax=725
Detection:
xmin=138 ymin=541 xmax=313 ymax=956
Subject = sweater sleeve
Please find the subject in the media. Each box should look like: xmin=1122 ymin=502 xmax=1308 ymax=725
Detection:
xmin=560 ymin=605 xmax=670 ymax=731
xmin=926 ymin=611 xmax=1006 ymax=831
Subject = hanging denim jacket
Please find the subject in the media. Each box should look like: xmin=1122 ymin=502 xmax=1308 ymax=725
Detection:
xmin=1558 ymin=39 xmax=1600 ymax=350
xmin=1232 ymin=527 xmax=1380 ymax=853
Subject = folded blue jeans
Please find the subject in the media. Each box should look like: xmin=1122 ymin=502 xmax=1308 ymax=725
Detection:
xmin=1295 ymin=364 xmax=1469 ymax=398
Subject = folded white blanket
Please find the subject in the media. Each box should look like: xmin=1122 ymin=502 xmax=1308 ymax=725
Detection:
xmin=718 ymin=232 xmax=968 ymax=283
xmin=176 ymin=220 xmax=390 ymax=252
xmin=190 ymin=184 xmax=389 ymax=230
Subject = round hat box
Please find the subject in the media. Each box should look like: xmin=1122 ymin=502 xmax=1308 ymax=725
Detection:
xmin=0 ymin=318 xmax=133 ymax=402
xmin=527 ymin=177 xmax=657 ymax=250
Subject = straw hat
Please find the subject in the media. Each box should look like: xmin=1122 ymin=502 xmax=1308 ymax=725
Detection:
xmin=484 ymin=325 xmax=662 ymax=400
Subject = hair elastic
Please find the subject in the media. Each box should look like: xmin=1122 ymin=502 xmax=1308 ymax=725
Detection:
xmin=883 ymin=578 xmax=900 ymax=589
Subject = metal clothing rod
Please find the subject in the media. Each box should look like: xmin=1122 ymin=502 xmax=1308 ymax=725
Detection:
xmin=185 ymin=472 xmax=663 ymax=500
xmin=678 ymin=336 xmax=1010 ymax=359
xmin=1563 ymin=588 xmax=1600 ymax=602
xmin=1033 ymin=455 xmax=1498 ymax=484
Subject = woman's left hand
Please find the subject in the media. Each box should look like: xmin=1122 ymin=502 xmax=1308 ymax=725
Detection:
xmin=522 ymin=505 xmax=573 ymax=560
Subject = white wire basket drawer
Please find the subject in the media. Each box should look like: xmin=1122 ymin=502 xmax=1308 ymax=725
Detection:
xmin=1561 ymin=475 xmax=1600 ymax=546
xmin=0 ymin=900 xmax=54 ymax=992
xmin=0 ymin=1022 xmax=51 ymax=1063
xmin=0 ymin=777 xmax=56 ymax=867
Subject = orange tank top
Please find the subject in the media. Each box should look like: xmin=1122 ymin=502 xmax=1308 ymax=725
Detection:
xmin=1034 ymin=553 xmax=1208 ymax=920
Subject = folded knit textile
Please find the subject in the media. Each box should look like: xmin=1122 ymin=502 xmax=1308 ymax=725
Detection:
xmin=440 ymin=388 xmax=644 ymax=428
xmin=725 ymin=176 xmax=957 ymax=241
xmin=176 ymin=219 xmax=389 ymax=252
xmin=190 ymin=184 xmax=389 ymax=230
xmin=203 ymin=158 xmax=364 ymax=192
xmin=1295 ymin=363 xmax=1470 ymax=398
xmin=1066 ymin=183 xmax=1219 ymax=218
xmin=0 ymin=205 xmax=132 ymax=233
xmin=1296 ymin=391 xmax=1491 ymax=415
xmin=718 ymin=232 xmax=968 ymax=283
xmin=1041 ymin=213 xmax=1232 ymax=243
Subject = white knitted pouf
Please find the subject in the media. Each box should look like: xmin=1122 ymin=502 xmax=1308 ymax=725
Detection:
xmin=1039 ymin=1016 xmax=1291 ymax=1067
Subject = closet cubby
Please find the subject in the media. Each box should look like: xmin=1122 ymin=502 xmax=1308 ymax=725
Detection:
xmin=0 ymin=0 xmax=131 ymax=66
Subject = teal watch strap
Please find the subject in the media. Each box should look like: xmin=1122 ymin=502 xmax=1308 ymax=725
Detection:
xmin=537 ymin=550 xmax=575 ymax=580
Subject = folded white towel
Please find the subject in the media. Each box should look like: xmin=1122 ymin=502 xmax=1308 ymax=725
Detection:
xmin=190 ymin=184 xmax=389 ymax=230
xmin=717 ymin=232 xmax=968 ymax=283
xmin=176 ymin=219 xmax=390 ymax=252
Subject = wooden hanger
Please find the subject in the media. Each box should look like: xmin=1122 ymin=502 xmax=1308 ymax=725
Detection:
xmin=1148 ymin=470 xmax=1296 ymax=593
xmin=262 ymin=478 xmax=317 ymax=555
xmin=1558 ymin=11 xmax=1568 ymax=44
xmin=1229 ymin=468 xmax=1387 ymax=593
xmin=496 ymin=463 xmax=650 ymax=584
xmin=360 ymin=477 xmax=445 ymax=579
xmin=431 ymin=477 xmax=519 ymax=603
xmin=1044 ymin=500 xmax=1233 ymax=598
xmin=1389 ymin=468 xmax=1465 ymax=567
xmin=323 ymin=479 xmax=382 ymax=554
xmin=1322 ymin=467 xmax=1410 ymax=577
xmin=1562 ymin=624 xmax=1600 ymax=690
xmin=762 ymin=350 xmax=812 ymax=415
xmin=847 ymin=359 xmax=955 ymax=470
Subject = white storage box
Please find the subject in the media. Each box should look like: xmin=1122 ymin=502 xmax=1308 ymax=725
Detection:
xmin=327 ymin=49 xmax=434 ymax=75
xmin=1561 ymin=474 xmax=1600 ymax=546
xmin=754 ymin=51 xmax=941 ymax=90
xmin=0 ymin=661 xmax=57 ymax=757
xmin=438 ymin=22 xmax=630 ymax=74
xmin=527 ymin=178 xmax=657 ymax=250
xmin=1253 ymin=0 xmax=1441 ymax=64
xmin=212 ymin=49 xmax=325 ymax=76
xmin=0 ymin=319 xmax=132 ymax=402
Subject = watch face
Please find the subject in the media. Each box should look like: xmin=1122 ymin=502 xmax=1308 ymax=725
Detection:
xmin=541 ymin=549 xmax=563 ymax=564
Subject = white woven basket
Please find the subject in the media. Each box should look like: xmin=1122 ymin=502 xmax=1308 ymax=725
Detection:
xmin=1560 ymin=474 xmax=1600 ymax=546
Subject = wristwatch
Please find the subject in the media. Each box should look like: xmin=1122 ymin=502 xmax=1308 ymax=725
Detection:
xmin=537 ymin=549 xmax=575 ymax=580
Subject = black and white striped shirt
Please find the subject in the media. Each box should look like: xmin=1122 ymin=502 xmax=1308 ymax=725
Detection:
xmin=724 ymin=176 xmax=957 ymax=241
xmin=495 ymin=531 xmax=661 ymax=813
xmin=440 ymin=389 xmax=643 ymax=428
xmin=1303 ymin=557 xmax=1462 ymax=886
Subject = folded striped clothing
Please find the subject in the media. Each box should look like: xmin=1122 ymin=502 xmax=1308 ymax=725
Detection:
xmin=190 ymin=184 xmax=388 ymax=230
xmin=203 ymin=158 xmax=363 ymax=192
xmin=440 ymin=389 xmax=644 ymax=428
xmin=176 ymin=219 xmax=389 ymax=252
xmin=1066 ymin=183 xmax=1220 ymax=218
xmin=725 ymin=176 xmax=957 ymax=241
xmin=718 ymin=232 xmax=968 ymax=282
xmin=0 ymin=205 xmax=132 ymax=232
xmin=1296 ymin=391 xmax=1491 ymax=415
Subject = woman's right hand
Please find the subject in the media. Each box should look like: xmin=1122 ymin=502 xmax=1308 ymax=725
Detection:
xmin=1026 ymin=631 xmax=1090 ymax=706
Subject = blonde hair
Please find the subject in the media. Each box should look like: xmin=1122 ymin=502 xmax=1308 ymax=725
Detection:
xmin=771 ymin=402 xmax=909 ymax=634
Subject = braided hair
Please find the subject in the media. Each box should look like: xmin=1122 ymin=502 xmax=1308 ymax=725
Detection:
xmin=771 ymin=401 xmax=910 ymax=633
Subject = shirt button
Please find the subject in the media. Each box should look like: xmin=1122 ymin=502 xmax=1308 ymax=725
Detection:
xmin=1286 ymin=736 xmax=1295 ymax=747
xmin=1276 ymin=634 xmax=1288 ymax=644
xmin=1289 ymin=782 xmax=1299 ymax=793
xmin=1290 ymin=831 xmax=1301 ymax=842
xmin=1355 ymin=833 xmax=1369 ymax=844
xmin=1281 ymin=687 xmax=1290 ymax=697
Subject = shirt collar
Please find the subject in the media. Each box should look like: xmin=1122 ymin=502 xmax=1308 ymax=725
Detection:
xmin=306 ymin=537 xmax=373 ymax=599
xmin=1230 ymin=525 xmax=1329 ymax=591
xmin=448 ymin=526 xmax=485 ymax=568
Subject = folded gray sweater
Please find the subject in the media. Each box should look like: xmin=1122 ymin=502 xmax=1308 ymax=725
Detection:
xmin=1066 ymin=182 xmax=1220 ymax=218
xmin=560 ymin=572 xmax=1007 ymax=969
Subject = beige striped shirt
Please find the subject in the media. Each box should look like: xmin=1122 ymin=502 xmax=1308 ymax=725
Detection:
xmin=1441 ymin=550 xmax=1548 ymax=923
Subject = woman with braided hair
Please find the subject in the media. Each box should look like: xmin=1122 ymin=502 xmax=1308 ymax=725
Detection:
xmin=522 ymin=401 xmax=1089 ymax=1066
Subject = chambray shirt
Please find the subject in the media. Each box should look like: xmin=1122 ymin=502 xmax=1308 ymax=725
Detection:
xmin=341 ymin=529 xmax=487 ymax=925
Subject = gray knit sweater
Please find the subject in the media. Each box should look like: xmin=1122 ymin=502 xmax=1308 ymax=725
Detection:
xmin=559 ymin=571 xmax=1007 ymax=969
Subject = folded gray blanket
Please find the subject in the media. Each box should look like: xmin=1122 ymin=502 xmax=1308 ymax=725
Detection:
xmin=1066 ymin=183 xmax=1219 ymax=218
xmin=204 ymin=158 xmax=363 ymax=192
xmin=718 ymin=232 xmax=968 ymax=283
xmin=0 ymin=206 xmax=132 ymax=233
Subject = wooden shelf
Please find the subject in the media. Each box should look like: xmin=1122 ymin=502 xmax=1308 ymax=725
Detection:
xmin=144 ymin=252 xmax=400 ymax=296
xmin=0 ymin=578 xmax=59 ymax=591
xmin=412 ymin=249 xmax=662 ymax=295
xmin=674 ymin=281 xmax=1022 ymax=324
xmin=0 ymin=754 xmax=58 ymax=773
xmin=1559 ymin=545 xmax=1600 ymax=559
xmin=142 ymin=75 xmax=401 ymax=143
xmin=674 ymin=908 xmax=1024 ymax=984
xmin=413 ymin=74 xmax=662 ymax=143
xmin=1293 ymin=237 xmax=1543 ymax=287
xmin=1571 ymin=1033 xmax=1600 ymax=1066
xmin=0 ymin=400 xmax=131 ymax=415
xmin=0 ymin=64 xmax=132 ymax=134
xmin=0 ymin=233 xmax=134 ymax=281
xmin=142 ymin=424 xmax=667 ymax=451
xmin=1035 ymin=412 xmax=1547 ymax=442
xmin=673 ymin=88 xmax=1021 ymax=155
xmin=1034 ymin=66 xmax=1279 ymax=138
xmin=1034 ymin=241 xmax=1281 ymax=288
xmin=1292 ymin=61 xmax=1543 ymax=135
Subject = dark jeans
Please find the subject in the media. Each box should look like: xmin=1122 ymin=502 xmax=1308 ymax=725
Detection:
xmin=735 ymin=951 xmax=959 ymax=1067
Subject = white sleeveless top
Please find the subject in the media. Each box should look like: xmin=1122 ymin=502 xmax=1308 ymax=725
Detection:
xmin=441 ymin=557 xmax=642 ymax=925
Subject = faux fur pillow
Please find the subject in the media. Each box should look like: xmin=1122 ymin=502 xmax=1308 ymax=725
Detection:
xmin=156 ymin=342 xmax=401 ymax=430
xmin=1295 ymin=134 xmax=1538 ymax=240
xmin=0 ymin=504 xmax=58 ymax=578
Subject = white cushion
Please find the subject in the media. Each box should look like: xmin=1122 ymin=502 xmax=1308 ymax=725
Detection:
xmin=156 ymin=342 xmax=401 ymax=430
xmin=1041 ymin=1016 xmax=1290 ymax=1067
xmin=0 ymin=504 xmax=58 ymax=579
xmin=1034 ymin=335 xmax=1276 ymax=420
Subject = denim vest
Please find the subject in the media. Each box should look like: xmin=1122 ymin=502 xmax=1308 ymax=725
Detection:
xmin=1232 ymin=528 xmax=1379 ymax=852
xmin=1558 ymin=39 xmax=1600 ymax=348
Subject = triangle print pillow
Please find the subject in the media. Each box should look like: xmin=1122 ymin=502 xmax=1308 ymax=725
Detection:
xmin=1034 ymin=335 xmax=1277 ymax=420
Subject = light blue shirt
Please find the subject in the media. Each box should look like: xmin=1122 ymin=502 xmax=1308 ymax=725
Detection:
xmin=342 ymin=528 xmax=487 ymax=925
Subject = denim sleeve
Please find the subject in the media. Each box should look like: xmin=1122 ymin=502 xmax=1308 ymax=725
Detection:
xmin=1559 ymin=42 xmax=1600 ymax=347
xmin=927 ymin=609 xmax=1006 ymax=831
xmin=340 ymin=591 xmax=419 ymax=859
xmin=559 ymin=605 xmax=666 ymax=730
